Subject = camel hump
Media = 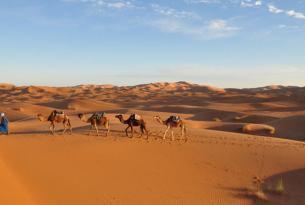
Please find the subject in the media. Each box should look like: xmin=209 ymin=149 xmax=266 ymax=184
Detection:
xmin=48 ymin=110 xmax=65 ymax=121
xmin=55 ymin=110 xmax=64 ymax=115
xmin=169 ymin=116 xmax=181 ymax=122
xmin=130 ymin=113 xmax=142 ymax=121
xmin=91 ymin=112 xmax=106 ymax=121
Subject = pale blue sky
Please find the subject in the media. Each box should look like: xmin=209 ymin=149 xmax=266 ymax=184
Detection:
xmin=0 ymin=0 xmax=305 ymax=87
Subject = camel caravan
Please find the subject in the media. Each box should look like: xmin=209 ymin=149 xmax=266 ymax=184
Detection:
xmin=1 ymin=107 xmax=279 ymax=140
xmin=31 ymin=109 xmax=187 ymax=141
xmin=1 ymin=108 xmax=278 ymax=140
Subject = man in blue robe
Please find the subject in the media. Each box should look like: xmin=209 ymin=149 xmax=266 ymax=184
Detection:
xmin=0 ymin=113 xmax=9 ymax=135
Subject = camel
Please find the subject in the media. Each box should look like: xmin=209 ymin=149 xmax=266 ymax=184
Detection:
xmin=37 ymin=110 xmax=72 ymax=135
xmin=115 ymin=114 xmax=148 ymax=139
xmin=78 ymin=113 xmax=110 ymax=136
xmin=154 ymin=115 xmax=187 ymax=141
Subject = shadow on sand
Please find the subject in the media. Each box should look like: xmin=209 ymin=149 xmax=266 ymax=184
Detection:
xmin=11 ymin=125 xmax=132 ymax=138
xmin=226 ymin=168 xmax=305 ymax=205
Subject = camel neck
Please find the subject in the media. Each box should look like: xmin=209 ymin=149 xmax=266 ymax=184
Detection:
xmin=117 ymin=117 xmax=124 ymax=124
xmin=39 ymin=116 xmax=47 ymax=122
xmin=82 ymin=116 xmax=89 ymax=123
xmin=157 ymin=118 xmax=165 ymax=125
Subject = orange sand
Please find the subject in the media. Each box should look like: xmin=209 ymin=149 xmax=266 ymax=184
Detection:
xmin=0 ymin=82 xmax=305 ymax=205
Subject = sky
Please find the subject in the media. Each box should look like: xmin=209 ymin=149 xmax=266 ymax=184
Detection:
xmin=0 ymin=0 xmax=305 ymax=87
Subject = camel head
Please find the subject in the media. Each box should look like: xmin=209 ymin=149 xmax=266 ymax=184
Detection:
xmin=78 ymin=113 xmax=89 ymax=123
xmin=115 ymin=114 xmax=125 ymax=123
xmin=37 ymin=114 xmax=46 ymax=122
xmin=78 ymin=113 xmax=84 ymax=119
xmin=153 ymin=116 xmax=161 ymax=120
xmin=115 ymin=114 xmax=123 ymax=120
xmin=153 ymin=116 xmax=163 ymax=124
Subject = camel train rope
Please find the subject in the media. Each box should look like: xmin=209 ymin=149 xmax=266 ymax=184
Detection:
xmin=115 ymin=114 xmax=149 ymax=139
xmin=154 ymin=115 xmax=187 ymax=142
xmin=78 ymin=112 xmax=110 ymax=136
xmin=37 ymin=110 xmax=72 ymax=135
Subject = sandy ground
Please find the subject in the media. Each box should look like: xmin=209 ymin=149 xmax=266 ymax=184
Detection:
xmin=0 ymin=82 xmax=305 ymax=205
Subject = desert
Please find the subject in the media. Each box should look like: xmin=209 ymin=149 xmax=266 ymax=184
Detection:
xmin=0 ymin=82 xmax=304 ymax=205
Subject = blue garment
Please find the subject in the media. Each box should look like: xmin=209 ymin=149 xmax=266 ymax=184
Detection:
xmin=0 ymin=117 xmax=9 ymax=134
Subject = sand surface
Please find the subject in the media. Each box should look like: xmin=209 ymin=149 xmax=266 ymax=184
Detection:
xmin=1 ymin=82 xmax=305 ymax=205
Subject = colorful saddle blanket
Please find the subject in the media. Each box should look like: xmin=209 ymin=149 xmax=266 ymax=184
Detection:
xmin=48 ymin=110 xmax=65 ymax=121
xmin=130 ymin=113 xmax=142 ymax=121
xmin=169 ymin=116 xmax=181 ymax=122
xmin=54 ymin=110 xmax=64 ymax=115
xmin=91 ymin=112 xmax=106 ymax=121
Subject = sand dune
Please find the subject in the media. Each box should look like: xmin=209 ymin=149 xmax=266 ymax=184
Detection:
xmin=242 ymin=123 xmax=276 ymax=135
xmin=0 ymin=83 xmax=15 ymax=90
xmin=0 ymin=82 xmax=305 ymax=205
xmin=269 ymin=115 xmax=305 ymax=140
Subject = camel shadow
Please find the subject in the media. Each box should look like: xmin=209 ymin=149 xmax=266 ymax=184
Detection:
xmin=11 ymin=121 xmax=135 ymax=138
xmin=12 ymin=130 xmax=53 ymax=135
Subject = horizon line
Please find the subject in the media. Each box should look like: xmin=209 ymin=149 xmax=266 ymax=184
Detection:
xmin=1 ymin=81 xmax=304 ymax=89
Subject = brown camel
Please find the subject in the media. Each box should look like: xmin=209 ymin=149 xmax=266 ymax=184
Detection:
xmin=78 ymin=113 xmax=110 ymax=136
xmin=115 ymin=114 xmax=148 ymax=139
xmin=37 ymin=110 xmax=72 ymax=135
xmin=154 ymin=115 xmax=187 ymax=141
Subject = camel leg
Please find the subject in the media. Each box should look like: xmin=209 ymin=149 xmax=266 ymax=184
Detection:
xmin=183 ymin=126 xmax=187 ymax=142
xmin=145 ymin=127 xmax=149 ymax=140
xmin=49 ymin=124 xmax=53 ymax=134
xmin=141 ymin=125 xmax=149 ymax=140
xmin=163 ymin=126 xmax=170 ymax=140
xmin=62 ymin=123 xmax=67 ymax=134
xmin=88 ymin=125 xmax=94 ymax=135
xmin=140 ymin=128 xmax=147 ymax=139
xmin=94 ymin=124 xmax=99 ymax=136
xmin=69 ymin=124 xmax=72 ymax=135
xmin=105 ymin=121 xmax=110 ymax=137
xmin=140 ymin=127 xmax=143 ymax=138
xmin=52 ymin=124 xmax=55 ymax=135
xmin=131 ymin=126 xmax=134 ymax=138
xmin=180 ymin=126 xmax=187 ymax=142
xmin=180 ymin=126 xmax=184 ymax=141
xmin=49 ymin=122 xmax=55 ymax=135
xmin=68 ymin=120 xmax=72 ymax=134
xmin=49 ymin=125 xmax=53 ymax=135
xmin=171 ymin=128 xmax=174 ymax=141
xmin=125 ymin=126 xmax=130 ymax=137
xmin=139 ymin=126 xmax=144 ymax=138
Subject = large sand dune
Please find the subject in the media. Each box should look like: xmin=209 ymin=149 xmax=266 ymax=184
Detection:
xmin=0 ymin=82 xmax=305 ymax=205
